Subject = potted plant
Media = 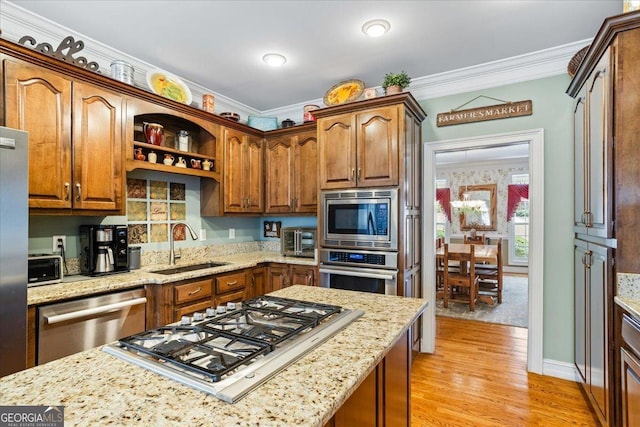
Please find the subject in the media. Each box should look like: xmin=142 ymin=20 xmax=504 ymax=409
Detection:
xmin=382 ymin=71 xmax=411 ymax=95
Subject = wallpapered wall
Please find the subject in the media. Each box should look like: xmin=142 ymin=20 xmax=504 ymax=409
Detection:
xmin=438 ymin=163 xmax=528 ymax=236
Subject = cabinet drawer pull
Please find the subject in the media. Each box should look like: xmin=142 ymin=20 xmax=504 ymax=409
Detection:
xmin=75 ymin=182 xmax=82 ymax=201
xmin=188 ymin=287 xmax=202 ymax=295
xmin=225 ymin=280 xmax=238 ymax=287
xmin=64 ymin=182 xmax=70 ymax=201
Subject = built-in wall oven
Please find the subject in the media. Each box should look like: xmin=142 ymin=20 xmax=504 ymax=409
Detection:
xmin=319 ymin=188 xmax=399 ymax=296
xmin=319 ymin=248 xmax=397 ymax=295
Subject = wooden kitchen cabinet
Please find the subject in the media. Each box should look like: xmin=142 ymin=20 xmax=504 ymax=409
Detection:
xmin=326 ymin=330 xmax=411 ymax=427
xmin=266 ymin=263 xmax=316 ymax=293
xmin=265 ymin=127 xmax=318 ymax=214
xmin=620 ymin=315 xmax=640 ymax=427
xmin=574 ymin=239 xmax=614 ymax=425
xmin=247 ymin=266 xmax=266 ymax=298
xmin=214 ymin=270 xmax=247 ymax=306
xmin=224 ymin=128 xmax=264 ymax=213
xmin=316 ymin=105 xmax=398 ymax=189
xmin=572 ymin=51 xmax=613 ymax=238
xmin=146 ymin=277 xmax=214 ymax=328
xmin=4 ymin=58 xmax=124 ymax=212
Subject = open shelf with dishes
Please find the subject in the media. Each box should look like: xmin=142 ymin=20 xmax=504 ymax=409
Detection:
xmin=126 ymin=111 xmax=222 ymax=181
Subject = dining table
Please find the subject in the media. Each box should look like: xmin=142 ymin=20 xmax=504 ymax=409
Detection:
xmin=436 ymin=243 xmax=500 ymax=305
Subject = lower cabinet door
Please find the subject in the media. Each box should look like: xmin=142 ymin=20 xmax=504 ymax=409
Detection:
xmin=334 ymin=368 xmax=378 ymax=427
xmin=174 ymin=299 xmax=212 ymax=321
xmin=621 ymin=348 xmax=640 ymax=427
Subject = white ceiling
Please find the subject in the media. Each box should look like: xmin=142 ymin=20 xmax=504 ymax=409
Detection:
xmin=8 ymin=0 xmax=621 ymax=111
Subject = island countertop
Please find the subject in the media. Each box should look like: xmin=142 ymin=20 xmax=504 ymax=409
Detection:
xmin=1 ymin=286 xmax=427 ymax=427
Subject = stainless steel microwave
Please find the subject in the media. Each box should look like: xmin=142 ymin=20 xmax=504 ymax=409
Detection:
xmin=321 ymin=188 xmax=398 ymax=250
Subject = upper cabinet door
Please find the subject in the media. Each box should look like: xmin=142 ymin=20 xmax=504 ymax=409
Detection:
xmin=318 ymin=113 xmax=356 ymax=189
xmin=223 ymin=128 xmax=247 ymax=213
xmin=573 ymin=90 xmax=587 ymax=234
xmin=72 ymin=82 xmax=123 ymax=211
xmin=4 ymin=60 xmax=72 ymax=208
xmin=356 ymin=105 xmax=399 ymax=187
xmin=293 ymin=131 xmax=318 ymax=213
xmin=245 ymin=135 xmax=264 ymax=213
xmin=265 ymin=136 xmax=293 ymax=213
xmin=585 ymin=51 xmax=612 ymax=238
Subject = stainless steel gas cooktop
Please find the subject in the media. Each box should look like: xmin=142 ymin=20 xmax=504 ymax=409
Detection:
xmin=104 ymin=295 xmax=363 ymax=403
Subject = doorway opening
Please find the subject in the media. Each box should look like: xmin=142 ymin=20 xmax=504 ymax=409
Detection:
xmin=434 ymin=145 xmax=529 ymax=328
xmin=421 ymin=129 xmax=544 ymax=374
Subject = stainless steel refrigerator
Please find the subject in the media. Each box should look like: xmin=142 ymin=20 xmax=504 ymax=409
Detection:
xmin=0 ymin=126 xmax=28 ymax=376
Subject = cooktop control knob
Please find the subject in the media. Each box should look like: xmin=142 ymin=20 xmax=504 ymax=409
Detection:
xmin=205 ymin=308 xmax=216 ymax=317
xmin=226 ymin=302 xmax=236 ymax=311
xmin=216 ymin=305 xmax=226 ymax=314
xmin=180 ymin=315 xmax=191 ymax=325
xmin=193 ymin=312 xmax=204 ymax=321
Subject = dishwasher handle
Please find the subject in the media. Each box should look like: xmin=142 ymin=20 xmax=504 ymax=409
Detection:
xmin=44 ymin=297 xmax=147 ymax=325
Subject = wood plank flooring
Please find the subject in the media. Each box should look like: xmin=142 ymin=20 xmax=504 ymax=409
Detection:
xmin=411 ymin=317 xmax=598 ymax=426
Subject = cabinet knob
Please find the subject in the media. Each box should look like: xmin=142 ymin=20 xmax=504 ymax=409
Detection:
xmin=75 ymin=183 xmax=82 ymax=201
xmin=357 ymin=168 xmax=361 ymax=181
xmin=351 ymin=168 xmax=355 ymax=182
xmin=64 ymin=182 xmax=70 ymax=201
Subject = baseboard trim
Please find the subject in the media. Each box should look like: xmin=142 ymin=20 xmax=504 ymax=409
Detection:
xmin=542 ymin=358 xmax=581 ymax=382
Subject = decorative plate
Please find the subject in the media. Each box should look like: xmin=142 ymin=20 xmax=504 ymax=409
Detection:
xmin=323 ymin=79 xmax=365 ymax=106
xmin=146 ymin=69 xmax=192 ymax=105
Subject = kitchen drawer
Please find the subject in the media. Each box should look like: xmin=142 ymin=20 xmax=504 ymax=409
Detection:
xmin=174 ymin=299 xmax=213 ymax=320
xmin=215 ymin=271 xmax=246 ymax=294
xmin=623 ymin=315 xmax=640 ymax=357
xmin=216 ymin=289 xmax=246 ymax=307
xmin=174 ymin=279 xmax=213 ymax=305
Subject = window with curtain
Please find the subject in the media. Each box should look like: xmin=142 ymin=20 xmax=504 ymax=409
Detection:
xmin=435 ymin=179 xmax=448 ymax=239
xmin=509 ymin=174 xmax=529 ymax=265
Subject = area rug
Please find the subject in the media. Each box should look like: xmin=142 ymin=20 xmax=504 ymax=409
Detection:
xmin=435 ymin=275 xmax=528 ymax=328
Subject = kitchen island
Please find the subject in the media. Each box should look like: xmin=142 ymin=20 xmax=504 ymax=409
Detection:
xmin=0 ymin=285 xmax=427 ymax=426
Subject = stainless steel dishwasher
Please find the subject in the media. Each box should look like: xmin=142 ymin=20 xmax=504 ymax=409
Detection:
xmin=37 ymin=288 xmax=147 ymax=365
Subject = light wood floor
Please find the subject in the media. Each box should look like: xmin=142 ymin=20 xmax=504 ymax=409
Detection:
xmin=410 ymin=317 xmax=598 ymax=426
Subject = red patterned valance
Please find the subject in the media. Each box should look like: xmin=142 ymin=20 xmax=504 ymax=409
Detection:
xmin=436 ymin=188 xmax=451 ymax=222
xmin=507 ymin=184 xmax=529 ymax=221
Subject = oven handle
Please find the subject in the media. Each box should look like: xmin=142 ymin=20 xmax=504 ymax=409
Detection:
xmin=319 ymin=266 xmax=396 ymax=281
xmin=44 ymin=297 xmax=148 ymax=325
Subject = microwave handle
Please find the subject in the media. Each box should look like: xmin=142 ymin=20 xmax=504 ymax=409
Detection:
xmin=319 ymin=267 xmax=395 ymax=281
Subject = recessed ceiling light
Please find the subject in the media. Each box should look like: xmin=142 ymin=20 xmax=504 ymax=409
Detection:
xmin=263 ymin=53 xmax=287 ymax=67
xmin=362 ymin=19 xmax=390 ymax=37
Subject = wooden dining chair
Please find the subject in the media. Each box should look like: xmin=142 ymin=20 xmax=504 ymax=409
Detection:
xmin=435 ymin=238 xmax=445 ymax=299
xmin=476 ymin=238 xmax=503 ymax=303
xmin=464 ymin=233 xmax=485 ymax=244
xmin=443 ymin=243 xmax=479 ymax=311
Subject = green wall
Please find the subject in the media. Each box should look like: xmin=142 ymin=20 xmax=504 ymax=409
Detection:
xmin=419 ymin=73 xmax=575 ymax=363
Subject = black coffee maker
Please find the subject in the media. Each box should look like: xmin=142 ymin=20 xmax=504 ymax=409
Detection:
xmin=79 ymin=225 xmax=129 ymax=276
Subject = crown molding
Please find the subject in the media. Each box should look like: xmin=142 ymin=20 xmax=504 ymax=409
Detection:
xmin=0 ymin=1 xmax=260 ymax=120
xmin=1 ymin=0 xmax=589 ymax=122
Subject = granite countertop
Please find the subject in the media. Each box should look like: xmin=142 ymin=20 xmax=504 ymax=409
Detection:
xmin=616 ymin=272 xmax=640 ymax=322
xmin=1 ymin=286 xmax=428 ymax=427
xmin=28 ymin=251 xmax=316 ymax=306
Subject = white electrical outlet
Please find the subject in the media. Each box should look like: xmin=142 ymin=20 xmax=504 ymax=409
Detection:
xmin=229 ymin=228 xmax=235 ymax=239
xmin=52 ymin=235 xmax=66 ymax=252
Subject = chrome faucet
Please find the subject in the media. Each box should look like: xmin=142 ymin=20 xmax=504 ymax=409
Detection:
xmin=169 ymin=222 xmax=199 ymax=265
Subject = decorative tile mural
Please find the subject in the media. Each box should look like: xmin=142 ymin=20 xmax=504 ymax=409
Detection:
xmin=126 ymin=178 xmax=187 ymax=244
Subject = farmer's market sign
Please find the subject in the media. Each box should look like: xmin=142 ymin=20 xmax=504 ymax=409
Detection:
xmin=436 ymin=100 xmax=532 ymax=127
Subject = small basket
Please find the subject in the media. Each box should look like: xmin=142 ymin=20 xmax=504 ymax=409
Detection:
xmin=567 ymin=46 xmax=589 ymax=78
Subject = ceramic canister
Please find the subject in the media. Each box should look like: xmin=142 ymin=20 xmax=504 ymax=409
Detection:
xmin=303 ymin=104 xmax=319 ymax=122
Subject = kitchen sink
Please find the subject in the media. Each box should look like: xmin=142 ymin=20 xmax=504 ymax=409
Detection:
xmin=150 ymin=261 xmax=229 ymax=275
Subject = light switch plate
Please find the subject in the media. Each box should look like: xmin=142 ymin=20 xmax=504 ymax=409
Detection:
xmin=229 ymin=228 xmax=235 ymax=239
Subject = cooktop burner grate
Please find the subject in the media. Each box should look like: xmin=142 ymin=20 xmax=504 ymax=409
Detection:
xmin=198 ymin=307 xmax=315 ymax=349
xmin=118 ymin=326 xmax=270 ymax=382
xmin=243 ymin=295 xmax=342 ymax=323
